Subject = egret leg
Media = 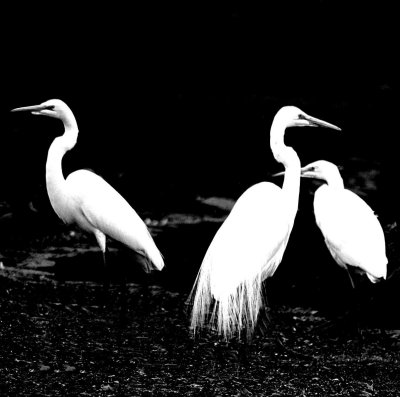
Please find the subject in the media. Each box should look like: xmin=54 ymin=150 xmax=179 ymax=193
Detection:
xmin=344 ymin=266 xmax=363 ymax=333
xmin=337 ymin=266 xmax=361 ymax=334
xmin=96 ymin=248 xmax=112 ymax=309
xmin=93 ymin=230 xmax=110 ymax=305
xmin=330 ymin=268 xmax=361 ymax=336
xmin=94 ymin=231 xmax=107 ymax=283
xmin=116 ymin=252 xmax=129 ymax=324
xmin=101 ymin=250 xmax=110 ymax=290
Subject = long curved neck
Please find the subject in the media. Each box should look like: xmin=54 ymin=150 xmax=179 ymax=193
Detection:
xmin=45 ymin=117 xmax=79 ymax=219
xmin=270 ymin=120 xmax=301 ymax=220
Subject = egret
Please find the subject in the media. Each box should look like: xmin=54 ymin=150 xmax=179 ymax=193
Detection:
xmin=297 ymin=160 xmax=387 ymax=286
xmin=11 ymin=99 xmax=164 ymax=278
xmin=189 ymin=106 xmax=341 ymax=339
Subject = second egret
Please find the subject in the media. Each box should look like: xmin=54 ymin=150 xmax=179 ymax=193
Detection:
xmin=299 ymin=160 xmax=387 ymax=287
xmin=189 ymin=107 xmax=341 ymax=339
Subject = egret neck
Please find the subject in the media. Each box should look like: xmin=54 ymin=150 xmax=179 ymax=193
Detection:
xmin=45 ymin=113 xmax=79 ymax=223
xmin=270 ymin=120 xmax=301 ymax=222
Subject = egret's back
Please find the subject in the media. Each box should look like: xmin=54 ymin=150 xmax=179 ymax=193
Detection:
xmin=190 ymin=182 xmax=294 ymax=339
xmin=65 ymin=170 xmax=164 ymax=271
xmin=314 ymin=185 xmax=387 ymax=281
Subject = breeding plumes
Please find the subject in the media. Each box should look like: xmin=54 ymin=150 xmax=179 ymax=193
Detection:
xmin=11 ymin=99 xmax=164 ymax=274
xmin=189 ymin=107 xmax=340 ymax=339
xmin=299 ymin=160 xmax=387 ymax=286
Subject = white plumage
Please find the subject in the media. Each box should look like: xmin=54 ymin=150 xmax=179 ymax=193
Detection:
xmin=189 ymin=107 xmax=341 ymax=339
xmin=301 ymin=160 xmax=387 ymax=285
xmin=12 ymin=99 xmax=164 ymax=272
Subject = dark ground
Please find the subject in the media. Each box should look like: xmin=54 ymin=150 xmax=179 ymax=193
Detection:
xmin=1 ymin=196 xmax=400 ymax=396
xmin=1 ymin=274 xmax=400 ymax=396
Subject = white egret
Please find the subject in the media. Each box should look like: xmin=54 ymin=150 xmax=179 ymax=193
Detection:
xmin=298 ymin=160 xmax=387 ymax=286
xmin=189 ymin=106 xmax=341 ymax=339
xmin=11 ymin=99 xmax=164 ymax=276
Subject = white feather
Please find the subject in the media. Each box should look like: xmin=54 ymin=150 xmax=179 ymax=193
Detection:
xmin=301 ymin=160 xmax=387 ymax=283
xmin=190 ymin=183 xmax=293 ymax=338
xmin=314 ymin=184 xmax=387 ymax=281
xmin=66 ymin=170 xmax=164 ymax=270
xmin=12 ymin=99 xmax=164 ymax=272
xmin=189 ymin=107 xmax=341 ymax=339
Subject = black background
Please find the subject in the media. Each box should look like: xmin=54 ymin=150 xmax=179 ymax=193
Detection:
xmin=0 ymin=3 xmax=399 ymax=292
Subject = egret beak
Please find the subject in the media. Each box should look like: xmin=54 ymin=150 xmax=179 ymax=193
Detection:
xmin=272 ymin=165 xmax=316 ymax=178
xmin=11 ymin=103 xmax=53 ymax=116
xmin=303 ymin=114 xmax=341 ymax=131
xmin=299 ymin=166 xmax=317 ymax=178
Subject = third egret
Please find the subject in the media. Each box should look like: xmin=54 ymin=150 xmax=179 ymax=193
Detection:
xmin=189 ymin=107 xmax=341 ymax=339
xmin=298 ymin=160 xmax=387 ymax=286
xmin=11 ymin=99 xmax=164 ymax=278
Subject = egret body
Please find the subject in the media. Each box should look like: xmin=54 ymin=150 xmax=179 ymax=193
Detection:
xmin=189 ymin=107 xmax=340 ymax=339
xmin=11 ymin=99 xmax=164 ymax=273
xmin=299 ymin=160 xmax=387 ymax=285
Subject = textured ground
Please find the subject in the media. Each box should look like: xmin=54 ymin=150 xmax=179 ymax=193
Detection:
xmin=1 ymin=205 xmax=400 ymax=396
xmin=1 ymin=272 xmax=400 ymax=396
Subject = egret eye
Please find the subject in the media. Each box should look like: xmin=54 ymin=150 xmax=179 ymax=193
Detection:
xmin=46 ymin=105 xmax=55 ymax=110
xmin=298 ymin=114 xmax=305 ymax=120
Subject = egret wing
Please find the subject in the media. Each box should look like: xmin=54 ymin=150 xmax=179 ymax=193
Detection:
xmin=206 ymin=182 xmax=291 ymax=297
xmin=314 ymin=186 xmax=386 ymax=279
xmin=66 ymin=170 xmax=164 ymax=270
xmin=190 ymin=182 xmax=294 ymax=338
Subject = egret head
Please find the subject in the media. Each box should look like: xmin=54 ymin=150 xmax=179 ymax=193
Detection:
xmin=11 ymin=99 xmax=76 ymax=125
xmin=299 ymin=160 xmax=345 ymax=189
xmin=275 ymin=106 xmax=341 ymax=130
xmin=274 ymin=160 xmax=344 ymax=187
xmin=299 ymin=160 xmax=340 ymax=180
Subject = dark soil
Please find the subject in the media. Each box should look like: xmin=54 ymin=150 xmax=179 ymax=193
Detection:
xmin=1 ymin=273 xmax=400 ymax=396
xmin=1 ymin=207 xmax=400 ymax=396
